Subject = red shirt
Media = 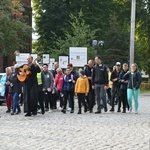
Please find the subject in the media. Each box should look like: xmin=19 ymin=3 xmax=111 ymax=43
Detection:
xmin=55 ymin=73 xmax=64 ymax=91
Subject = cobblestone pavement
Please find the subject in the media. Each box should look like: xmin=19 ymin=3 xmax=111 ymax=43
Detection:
xmin=0 ymin=94 xmax=150 ymax=150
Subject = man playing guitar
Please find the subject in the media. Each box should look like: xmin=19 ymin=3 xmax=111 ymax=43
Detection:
xmin=19 ymin=55 xmax=41 ymax=116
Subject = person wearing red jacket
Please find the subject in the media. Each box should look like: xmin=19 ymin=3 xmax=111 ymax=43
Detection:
xmin=55 ymin=68 xmax=64 ymax=110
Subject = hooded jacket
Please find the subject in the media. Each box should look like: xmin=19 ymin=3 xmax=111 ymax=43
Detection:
xmin=75 ymin=76 xmax=89 ymax=94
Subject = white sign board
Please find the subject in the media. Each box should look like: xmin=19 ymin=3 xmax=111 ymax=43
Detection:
xmin=59 ymin=56 xmax=69 ymax=68
xmin=48 ymin=58 xmax=55 ymax=70
xmin=16 ymin=53 xmax=29 ymax=62
xmin=16 ymin=53 xmax=38 ymax=66
xmin=42 ymin=54 xmax=49 ymax=63
xmin=69 ymin=47 xmax=87 ymax=67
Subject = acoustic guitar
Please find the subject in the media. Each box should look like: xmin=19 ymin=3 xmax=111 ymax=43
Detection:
xmin=17 ymin=64 xmax=31 ymax=82
xmin=17 ymin=56 xmax=40 ymax=82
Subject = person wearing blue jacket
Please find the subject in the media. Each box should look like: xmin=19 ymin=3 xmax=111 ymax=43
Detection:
xmin=125 ymin=63 xmax=142 ymax=114
xmin=0 ymin=67 xmax=12 ymax=113
xmin=61 ymin=68 xmax=75 ymax=114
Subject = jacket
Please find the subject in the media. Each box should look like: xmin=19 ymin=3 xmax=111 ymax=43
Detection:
xmin=62 ymin=74 xmax=75 ymax=91
xmin=9 ymin=70 xmax=22 ymax=93
xmin=37 ymin=72 xmax=45 ymax=92
xmin=75 ymin=76 xmax=89 ymax=94
xmin=55 ymin=73 xmax=64 ymax=91
xmin=42 ymin=71 xmax=54 ymax=90
xmin=110 ymin=69 xmax=121 ymax=88
xmin=0 ymin=74 xmax=7 ymax=96
xmin=85 ymin=66 xmax=93 ymax=88
xmin=127 ymin=70 xmax=142 ymax=89
xmin=92 ymin=63 xmax=108 ymax=85
xmin=119 ymin=69 xmax=129 ymax=90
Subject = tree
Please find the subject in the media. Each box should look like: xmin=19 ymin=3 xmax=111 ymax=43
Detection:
xmin=34 ymin=10 xmax=98 ymax=61
xmin=0 ymin=0 xmax=32 ymax=56
xmin=135 ymin=0 xmax=150 ymax=79
xmin=102 ymin=15 xmax=130 ymax=68
xmin=32 ymin=0 xmax=71 ymax=53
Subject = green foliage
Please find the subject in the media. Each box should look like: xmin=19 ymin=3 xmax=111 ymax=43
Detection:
xmin=32 ymin=0 xmax=150 ymax=77
xmin=135 ymin=1 xmax=150 ymax=76
xmin=0 ymin=0 xmax=32 ymax=56
xmin=48 ymin=10 xmax=97 ymax=61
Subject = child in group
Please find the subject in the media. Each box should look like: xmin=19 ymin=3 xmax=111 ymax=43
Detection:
xmin=75 ymin=70 xmax=89 ymax=114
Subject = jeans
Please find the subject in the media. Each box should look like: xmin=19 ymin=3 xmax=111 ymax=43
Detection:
xmin=95 ymin=84 xmax=107 ymax=111
xmin=12 ymin=93 xmax=20 ymax=112
xmin=63 ymin=91 xmax=74 ymax=111
xmin=127 ymin=88 xmax=140 ymax=111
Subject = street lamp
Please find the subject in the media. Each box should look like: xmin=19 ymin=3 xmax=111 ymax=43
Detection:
xmin=129 ymin=0 xmax=136 ymax=67
xmin=92 ymin=40 xmax=104 ymax=55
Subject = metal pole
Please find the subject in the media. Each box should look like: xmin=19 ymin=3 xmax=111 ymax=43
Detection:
xmin=129 ymin=0 xmax=136 ymax=67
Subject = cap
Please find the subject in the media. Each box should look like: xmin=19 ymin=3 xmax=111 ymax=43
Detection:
xmin=80 ymin=70 xmax=85 ymax=76
xmin=116 ymin=62 xmax=121 ymax=66
xmin=67 ymin=63 xmax=73 ymax=68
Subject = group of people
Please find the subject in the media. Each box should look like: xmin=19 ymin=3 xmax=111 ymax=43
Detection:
xmin=0 ymin=55 xmax=142 ymax=117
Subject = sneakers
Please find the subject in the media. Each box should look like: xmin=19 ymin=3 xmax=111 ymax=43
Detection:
xmin=122 ymin=110 xmax=126 ymax=113
xmin=6 ymin=109 xmax=11 ymax=113
xmin=129 ymin=107 xmax=132 ymax=113
xmin=117 ymin=109 xmax=121 ymax=112
xmin=95 ymin=111 xmax=101 ymax=114
xmin=25 ymin=112 xmax=31 ymax=117
xmin=135 ymin=110 xmax=138 ymax=114
xmin=104 ymin=107 xmax=108 ymax=112
xmin=70 ymin=110 xmax=74 ymax=113
xmin=89 ymin=110 xmax=93 ymax=113
xmin=11 ymin=112 xmax=14 ymax=115
xmin=77 ymin=111 xmax=81 ymax=114
xmin=16 ymin=110 xmax=21 ymax=114
xmin=61 ymin=109 xmax=66 ymax=114
xmin=58 ymin=107 xmax=63 ymax=111
xmin=49 ymin=109 xmax=53 ymax=113
xmin=110 ymin=108 xmax=114 ymax=112
xmin=67 ymin=107 xmax=71 ymax=111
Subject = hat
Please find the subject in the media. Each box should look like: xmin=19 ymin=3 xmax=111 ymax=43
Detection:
xmin=80 ymin=70 xmax=85 ymax=76
xmin=67 ymin=63 xmax=73 ymax=68
xmin=116 ymin=62 xmax=121 ymax=66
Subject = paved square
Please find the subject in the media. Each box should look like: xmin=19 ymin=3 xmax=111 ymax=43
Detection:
xmin=0 ymin=94 xmax=150 ymax=150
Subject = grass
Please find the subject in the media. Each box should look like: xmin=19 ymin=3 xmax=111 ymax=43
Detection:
xmin=140 ymin=88 xmax=150 ymax=94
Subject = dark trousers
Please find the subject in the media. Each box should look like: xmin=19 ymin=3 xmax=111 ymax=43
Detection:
xmin=5 ymin=86 xmax=12 ymax=110
xmin=44 ymin=92 xmax=53 ymax=110
xmin=52 ymin=93 xmax=57 ymax=109
xmin=88 ymin=88 xmax=95 ymax=111
xmin=58 ymin=91 xmax=63 ymax=108
xmin=111 ymin=86 xmax=120 ymax=110
xmin=120 ymin=89 xmax=129 ymax=111
xmin=27 ymin=88 xmax=38 ymax=114
xmin=95 ymin=84 xmax=107 ymax=112
xmin=63 ymin=91 xmax=74 ymax=111
xmin=106 ymin=88 xmax=111 ymax=104
xmin=77 ymin=93 xmax=86 ymax=111
xmin=38 ymin=91 xmax=44 ymax=112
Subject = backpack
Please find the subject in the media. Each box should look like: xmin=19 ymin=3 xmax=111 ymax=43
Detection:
xmin=64 ymin=74 xmax=74 ymax=81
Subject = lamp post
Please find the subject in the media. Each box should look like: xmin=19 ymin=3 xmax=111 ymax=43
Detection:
xmin=129 ymin=0 xmax=136 ymax=67
xmin=92 ymin=40 xmax=104 ymax=55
